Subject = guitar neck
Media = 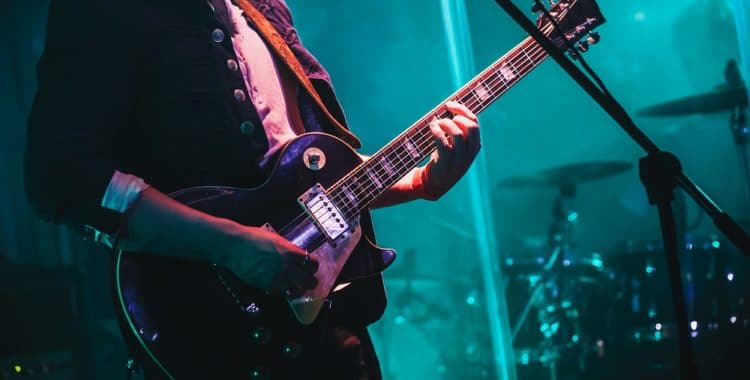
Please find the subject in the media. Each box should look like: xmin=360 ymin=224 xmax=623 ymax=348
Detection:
xmin=328 ymin=36 xmax=549 ymax=217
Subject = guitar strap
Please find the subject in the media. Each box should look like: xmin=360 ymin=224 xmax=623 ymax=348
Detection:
xmin=233 ymin=0 xmax=362 ymax=149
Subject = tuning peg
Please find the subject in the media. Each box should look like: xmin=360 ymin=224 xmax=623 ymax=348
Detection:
xmin=577 ymin=41 xmax=590 ymax=53
xmin=586 ymin=32 xmax=601 ymax=45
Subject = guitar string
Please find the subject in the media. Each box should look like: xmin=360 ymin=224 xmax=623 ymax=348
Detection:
xmin=221 ymin=28 xmax=559 ymax=307
xmin=328 ymin=40 xmax=549 ymax=217
xmin=332 ymin=44 xmax=548 ymax=218
xmin=333 ymin=38 xmax=545 ymax=199
xmin=330 ymin=41 xmax=548 ymax=218
xmin=328 ymin=39 xmax=547 ymax=215
xmin=323 ymin=36 xmax=542 ymax=204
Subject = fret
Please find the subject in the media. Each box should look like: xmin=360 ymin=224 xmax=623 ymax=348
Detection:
xmin=341 ymin=184 xmax=358 ymax=203
xmin=521 ymin=47 xmax=534 ymax=65
xmin=491 ymin=66 xmax=508 ymax=88
xmin=344 ymin=173 xmax=372 ymax=206
xmin=404 ymin=136 xmax=422 ymax=159
xmin=482 ymin=77 xmax=496 ymax=97
xmin=379 ymin=156 xmax=395 ymax=177
xmin=511 ymin=56 xmax=522 ymax=74
xmin=364 ymin=166 xmax=383 ymax=189
xmin=328 ymin=38 xmax=550 ymax=217
xmin=498 ymin=63 xmax=517 ymax=82
xmin=469 ymin=89 xmax=485 ymax=108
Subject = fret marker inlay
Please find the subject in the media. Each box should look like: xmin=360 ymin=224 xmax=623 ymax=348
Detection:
xmin=379 ymin=157 xmax=395 ymax=177
xmin=499 ymin=64 xmax=517 ymax=81
xmin=474 ymin=84 xmax=491 ymax=102
xmin=365 ymin=167 xmax=383 ymax=189
xmin=342 ymin=185 xmax=357 ymax=203
xmin=405 ymin=138 xmax=421 ymax=159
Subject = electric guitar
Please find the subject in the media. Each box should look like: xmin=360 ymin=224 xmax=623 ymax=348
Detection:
xmin=115 ymin=1 xmax=605 ymax=378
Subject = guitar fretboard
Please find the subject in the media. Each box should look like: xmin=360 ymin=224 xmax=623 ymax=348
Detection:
xmin=328 ymin=36 xmax=550 ymax=218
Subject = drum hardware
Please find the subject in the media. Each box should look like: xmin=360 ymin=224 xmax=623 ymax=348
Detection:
xmin=499 ymin=160 xmax=630 ymax=379
xmin=498 ymin=1 xmax=750 ymax=376
xmin=608 ymin=236 xmax=750 ymax=341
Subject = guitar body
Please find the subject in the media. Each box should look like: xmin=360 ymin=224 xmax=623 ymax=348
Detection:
xmin=115 ymin=133 xmax=395 ymax=379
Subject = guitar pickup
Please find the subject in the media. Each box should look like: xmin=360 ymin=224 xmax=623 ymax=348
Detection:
xmin=298 ymin=184 xmax=350 ymax=241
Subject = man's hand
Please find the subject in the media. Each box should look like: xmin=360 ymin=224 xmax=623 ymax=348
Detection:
xmin=221 ymin=226 xmax=320 ymax=296
xmin=420 ymin=101 xmax=481 ymax=199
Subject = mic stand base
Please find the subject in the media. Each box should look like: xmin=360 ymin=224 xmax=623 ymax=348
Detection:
xmin=639 ymin=152 xmax=698 ymax=380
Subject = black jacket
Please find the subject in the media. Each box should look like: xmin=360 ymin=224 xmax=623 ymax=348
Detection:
xmin=25 ymin=0 xmax=385 ymax=328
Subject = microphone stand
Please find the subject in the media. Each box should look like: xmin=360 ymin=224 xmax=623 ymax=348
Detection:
xmin=492 ymin=1 xmax=750 ymax=379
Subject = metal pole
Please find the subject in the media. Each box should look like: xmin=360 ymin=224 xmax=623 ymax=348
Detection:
xmin=735 ymin=0 xmax=750 ymax=106
xmin=733 ymin=0 xmax=750 ymax=220
xmin=439 ymin=1 xmax=517 ymax=379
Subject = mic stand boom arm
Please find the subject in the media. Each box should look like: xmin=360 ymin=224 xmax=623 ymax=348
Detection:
xmin=493 ymin=1 xmax=750 ymax=379
xmin=492 ymin=0 xmax=750 ymax=256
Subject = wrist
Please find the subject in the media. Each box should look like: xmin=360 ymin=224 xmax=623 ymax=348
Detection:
xmin=412 ymin=166 xmax=441 ymax=201
xmin=205 ymin=217 xmax=250 ymax=265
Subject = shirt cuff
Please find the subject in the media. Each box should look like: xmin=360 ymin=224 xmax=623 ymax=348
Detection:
xmin=85 ymin=170 xmax=150 ymax=248
xmin=101 ymin=170 xmax=150 ymax=212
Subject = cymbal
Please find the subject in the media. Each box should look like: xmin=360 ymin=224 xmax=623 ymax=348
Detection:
xmin=498 ymin=161 xmax=633 ymax=189
xmin=638 ymin=86 xmax=748 ymax=117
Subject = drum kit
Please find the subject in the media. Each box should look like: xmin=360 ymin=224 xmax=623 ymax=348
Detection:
xmin=373 ymin=62 xmax=750 ymax=379
xmin=501 ymin=61 xmax=750 ymax=379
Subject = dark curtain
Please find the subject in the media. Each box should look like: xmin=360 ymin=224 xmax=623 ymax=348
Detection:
xmin=1 ymin=2 xmax=130 ymax=378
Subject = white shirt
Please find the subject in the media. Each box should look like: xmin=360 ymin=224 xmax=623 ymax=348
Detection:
xmin=224 ymin=0 xmax=306 ymax=165
xmin=94 ymin=1 xmax=307 ymax=247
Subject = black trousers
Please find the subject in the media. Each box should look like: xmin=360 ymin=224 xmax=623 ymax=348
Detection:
xmin=141 ymin=325 xmax=382 ymax=380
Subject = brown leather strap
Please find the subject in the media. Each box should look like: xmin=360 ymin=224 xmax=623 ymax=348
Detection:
xmin=233 ymin=0 xmax=361 ymax=148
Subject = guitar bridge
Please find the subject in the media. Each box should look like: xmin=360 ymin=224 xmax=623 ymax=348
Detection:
xmin=298 ymin=184 xmax=350 ymax=241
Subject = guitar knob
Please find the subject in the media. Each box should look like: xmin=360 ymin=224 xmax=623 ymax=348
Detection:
xmin=250 ymin=367 xmax=269 ymax=379
xmin=281 ymin=342 xmax=302 ymax=359
xmin=250 ymin=327 xmax=272 ymax=345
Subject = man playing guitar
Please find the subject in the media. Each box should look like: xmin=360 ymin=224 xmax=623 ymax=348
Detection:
xmin=25 ymin=0 xmax=480 ymax=378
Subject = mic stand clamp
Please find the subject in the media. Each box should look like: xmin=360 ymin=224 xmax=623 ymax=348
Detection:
xmin=638 ymin=152 xmax=698 ymax=380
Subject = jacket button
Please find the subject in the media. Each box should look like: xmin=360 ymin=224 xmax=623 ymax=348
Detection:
xmin=227 ymin=59 xmax=239 ymax=72
xmin=211 ymin=28 xmax=225 ymax=43
xmin=233 ymin=89 xmax=246 ymax=102
xmin=240 ymin=121 xmax=256 ymax=135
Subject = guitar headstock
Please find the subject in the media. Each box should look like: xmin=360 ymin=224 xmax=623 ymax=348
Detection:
xmin=535 ymin=0 xmax=606 ymax=53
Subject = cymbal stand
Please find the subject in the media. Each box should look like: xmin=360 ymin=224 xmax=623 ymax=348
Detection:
xmin=730 ymin=104 xmax=750 ymax=219
xmin=494 ymin=1 xmax=750 ymax=377
xmin=511 ymin=184 xmax=576 ymax=380
xmin=725 ymin=59 xmax=750 ymax=221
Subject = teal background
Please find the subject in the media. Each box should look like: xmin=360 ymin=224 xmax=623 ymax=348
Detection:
xmin=0 ymin=0 xmax=745 ymax=378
